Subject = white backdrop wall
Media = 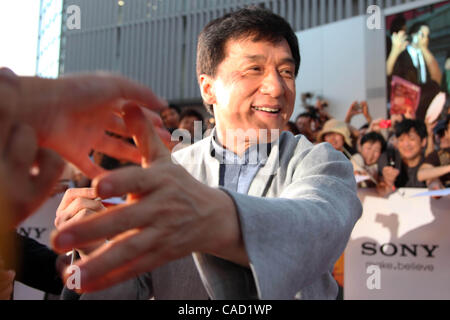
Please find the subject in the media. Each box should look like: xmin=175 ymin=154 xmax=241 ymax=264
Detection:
xmin=294 ymin=15 xmax=387 ymax=128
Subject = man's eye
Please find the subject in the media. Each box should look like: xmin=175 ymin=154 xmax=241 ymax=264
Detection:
xmin=248 ymin=66 xmax=262 ymax=72
xmin=280 ymin=69 xmax=294 ymax=78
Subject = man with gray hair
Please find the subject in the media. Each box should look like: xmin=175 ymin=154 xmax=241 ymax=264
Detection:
xmin=53 ymin=7 xmax=362 ymax=300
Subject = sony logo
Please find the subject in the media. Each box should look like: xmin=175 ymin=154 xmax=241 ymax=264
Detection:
xmin=361 ymin=242 xmax=439 ymax=258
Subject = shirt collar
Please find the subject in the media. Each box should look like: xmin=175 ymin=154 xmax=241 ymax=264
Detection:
xmin=209 ymin=128 xmax=272 ymax=165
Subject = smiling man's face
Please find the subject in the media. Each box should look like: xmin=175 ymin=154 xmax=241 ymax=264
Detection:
xmin=200 ymin=37 xmax=296 ymax=150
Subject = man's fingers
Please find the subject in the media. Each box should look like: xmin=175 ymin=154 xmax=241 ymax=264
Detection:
xmin=94 ymin=133 xmax=142 ymax=165
xmin=64 ymin=227 xmax=166 ymax=292
xmin=122 ymin=104 xmax=170 ymax=167
xmin=110 ymin=75 xmax=167 ymax=113
xmin=0 ymin=68 xmax=19 ymax=151
xmin=71 ymin=155 xmax=106 ymax=180
xmin=104 ymin=109 xmax=164 ymax=138
xmin=71 ymin=245 xmax=168 ymax=293
xmin=55 ymin=197 xmax=104 ymax=228
xmin=52 ymin=198 xmax=160 ymax=252
xmin=92 ymin=166 xmax=163 ymax=199
xmin=7 ymin=148 xmax=63 ymax=227
xmin=57 ymin=188 xmax=98 ymax=213
xmin=140 ymin=107 xmax=164 ymax=128
xmin=28 ymin=73 xmax=166 ymax=114
xmin=4 ymin=124 xmax=38 ymax=171
xmin=26 ymin=149 xmax=65 ymax=212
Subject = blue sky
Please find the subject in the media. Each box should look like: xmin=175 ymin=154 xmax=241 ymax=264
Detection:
xmin=0 ymin=0 xmax=40 ymax=76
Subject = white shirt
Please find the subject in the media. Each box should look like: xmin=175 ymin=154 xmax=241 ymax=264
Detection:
xmin=407 ymin=45 xmax=427 ymax=84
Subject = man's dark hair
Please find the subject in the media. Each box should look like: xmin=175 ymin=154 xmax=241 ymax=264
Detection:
xmin=435 ymin=115 xmax=450 ymax=138
xmin=197 ymin=6 xmax=300 ymax=114
xmin=394 ymin=119 xmax=427 ymax=140
xmin=168 ymin=103 xmax=181 ymax=115
xmin=390 ymin=14 xmax=406 ymax=35
xmin=296 ymin=110 xmax=319 ymax=122
xmin=360 ymin=131 xmax=387 ymax=152
xmin=180 ymin=108 xmax=204 ymax=122
xmin=408 ymin=21 xmax=429 ymax=36
xmin=359 ymin=123 xmax=369 ymax=131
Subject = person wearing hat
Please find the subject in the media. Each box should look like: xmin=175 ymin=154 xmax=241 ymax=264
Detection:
xmin=318 ymin=119 xmax=354 ymax=159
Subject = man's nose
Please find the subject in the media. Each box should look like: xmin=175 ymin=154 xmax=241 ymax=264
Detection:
xmin=259 ymin=70 xmax=285 ymax=97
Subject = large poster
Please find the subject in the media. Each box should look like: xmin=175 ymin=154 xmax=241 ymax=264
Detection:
xmin=385 ymin=1 xmax=450 ymax=121
xmin=344 ymin=188 xmax=450 ymax=300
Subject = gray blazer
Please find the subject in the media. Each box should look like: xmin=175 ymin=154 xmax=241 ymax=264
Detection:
xmin=80 ymin=132 xmax=362 ymax=300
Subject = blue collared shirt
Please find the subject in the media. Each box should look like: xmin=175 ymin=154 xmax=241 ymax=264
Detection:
xmin=210 ymin=134 xmax=271 ymax=194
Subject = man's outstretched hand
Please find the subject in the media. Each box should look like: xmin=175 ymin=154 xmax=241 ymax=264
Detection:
xmin=13 ymin=71 xmax=170 ymax=178
xmin=51 ymin=105 xmax=247 ymax=293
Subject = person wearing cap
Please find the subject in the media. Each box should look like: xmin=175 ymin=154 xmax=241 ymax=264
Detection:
xmin=317 ymin=119 xmax=354 ymax=159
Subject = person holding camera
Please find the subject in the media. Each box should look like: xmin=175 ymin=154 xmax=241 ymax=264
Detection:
xmin=345 ymin=101 xmax=373 ymax=147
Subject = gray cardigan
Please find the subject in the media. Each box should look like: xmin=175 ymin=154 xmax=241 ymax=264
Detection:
xmin=79 ymin=131 xmax=362 ymax=300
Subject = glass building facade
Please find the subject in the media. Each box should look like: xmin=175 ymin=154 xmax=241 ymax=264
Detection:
xmin=59 ymin=0 xmax=426 ymax=104
xmin=36 ymin=0 xmax=63 ymax=78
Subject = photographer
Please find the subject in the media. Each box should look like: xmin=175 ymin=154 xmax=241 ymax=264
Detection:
xmin=345 ymin=101 xmax=373 ymax=148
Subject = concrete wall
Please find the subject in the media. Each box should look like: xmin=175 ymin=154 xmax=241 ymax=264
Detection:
xmin=294 ymin=15 xmax=387 ymax=127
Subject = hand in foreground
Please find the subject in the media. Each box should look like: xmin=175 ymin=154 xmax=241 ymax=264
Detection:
xmin=0 ymin=122 xmax=64 ymax=227
xmin=6 ymin=69 xmax=170 ymax=178
xmin=55 ymin=188 xmax=107 ymax=257
xmin=51 ymin=105 xmax=246 ymax=293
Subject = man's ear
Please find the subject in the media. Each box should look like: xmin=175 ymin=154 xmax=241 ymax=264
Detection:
xmin=199 ymin=74 xmax=216 ymax=105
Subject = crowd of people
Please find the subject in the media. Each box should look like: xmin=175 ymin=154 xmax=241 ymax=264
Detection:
xmin=282 ymin=97 xmax=450 ymax=196
xmin=165 ymin=89 xmax=450 ymax=199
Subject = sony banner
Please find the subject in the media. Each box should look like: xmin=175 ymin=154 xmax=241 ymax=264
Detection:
xmin=344 ymin=188 xmax=450 ymax=300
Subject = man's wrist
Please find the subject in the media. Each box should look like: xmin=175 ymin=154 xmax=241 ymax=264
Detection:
xmin=206 ymin=188 xmax=249 ymax=267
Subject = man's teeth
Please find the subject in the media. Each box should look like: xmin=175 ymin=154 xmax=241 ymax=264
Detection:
xmin=253 ymin=106 xmax=280 ymax=113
